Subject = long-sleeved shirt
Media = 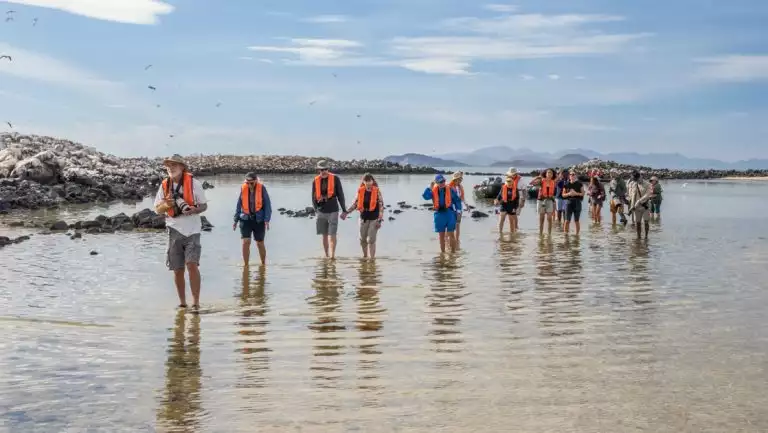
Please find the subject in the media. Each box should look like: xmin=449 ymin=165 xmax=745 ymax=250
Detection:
xmin=311 ymin=175 xmax=346 ymax=214
xmin=628 ymin=180 xmax=654 ymax=210
xmin=234 ymin=185 xmax=272 ymax=223
xmin=422 ymin=186 xmax=461 ymax=212
xmin=347 ymin=187 xmax=385 ymax=221
xmin=609 ymin=178 xmax=627 ymax=199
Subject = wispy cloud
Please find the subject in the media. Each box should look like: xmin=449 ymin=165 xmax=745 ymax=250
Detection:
xmin=483 ymin=4 xmax=518 ymax=13
xmin=400 ymin=58 xmax=472 ymax=75
xmin=248 ymin=38 xmax=363 ymax=63
xmin=695 ymin=55 xmax=768 ymax=82
xmin=520 ymin=74 xmax=535 ymax=80
xmin=408 ymin=108 xmax=621 ymax=132
xmin=548 ymin=74 xmax=560 ymax=80
xmin=3 ymin=0 xmax=173 ymax=25
xmin=303 ymin=15 xmax=350 ymax=23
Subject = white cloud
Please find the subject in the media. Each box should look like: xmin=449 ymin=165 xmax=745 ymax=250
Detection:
xmin=303 ymin=15 xmax=349 ymax=23
xmin=400 ymin=58 xmax=472 ymax=75
xmin=238 ymin=56 xmax=254 ymax=61
xmin=248 ymin=39 xmax=363 ymax=62
xmin=442 ymin=13 xmax=625 ymax=34
xmin=548 ymin=74 xmax=560 ymax=80
xmin=3 ymin=0 xmax=173 ymax=25
xmin=695 ymin=55 xmax=768 ymax=82
xmin=258 ymin=58 xmax=274 ymax=64
xmin=483 ymin=4 xmax=518 ymax=13
xmin=574 ymin=76 xmax=586 ymax=80
xmin=520 ymin=74 xmax=535 ymax=80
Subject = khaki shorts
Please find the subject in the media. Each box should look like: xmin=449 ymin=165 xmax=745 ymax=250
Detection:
xmin=166 ymin=227 xmax=201 ymax=271
xmin=633 ymin=206 xmax=650 ymax=223
xmin=316 ymin=211 xmax=339 ymax=236
xmin=538 ymin=199 xmax=555 ymax=214
xmin=359 ymin=219 xmax=380 ymax=245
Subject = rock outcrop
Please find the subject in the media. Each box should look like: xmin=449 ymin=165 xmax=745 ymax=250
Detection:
xmin=566 ymin=158 xmax=768 ymax=180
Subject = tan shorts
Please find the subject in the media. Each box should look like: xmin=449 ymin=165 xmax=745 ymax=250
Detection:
xmin=359 ymin=219 xmax=379 ymax=244
xmin=166 ymin=227 xmax=201 ymax=271
xmin=633 ymin=207 xmax=650 ymax=223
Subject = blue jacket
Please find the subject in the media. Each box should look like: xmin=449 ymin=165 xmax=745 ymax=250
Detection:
xmin=234 ymin=185 xmax=272 ymax=223
xmin=422 ymin=186 xmax=460 ymax=212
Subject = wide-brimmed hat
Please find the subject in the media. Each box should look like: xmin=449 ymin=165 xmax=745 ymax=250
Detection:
xmin=452 ymin=171 xmax=464 ymax=180
xmin=505 ymin=167 xmax=518 ymax=177
xmin=163 ymin=154 xmax=187 ymax=168
xmin=316 ymin=160 xmax=330 ymax=170
xmin=245 ymin=172 xmax=258 ymax=181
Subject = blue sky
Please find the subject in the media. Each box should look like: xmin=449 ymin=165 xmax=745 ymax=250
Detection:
xmin=0 ymin=0 xmax=767 ymax=160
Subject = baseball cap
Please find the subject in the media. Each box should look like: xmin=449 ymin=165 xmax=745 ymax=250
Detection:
xmin=435 ymin=174 xmax=446 ymax=183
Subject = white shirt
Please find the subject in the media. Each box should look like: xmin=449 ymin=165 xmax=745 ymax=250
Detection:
xmin=154 ymin=177 xmax=208 ymax=237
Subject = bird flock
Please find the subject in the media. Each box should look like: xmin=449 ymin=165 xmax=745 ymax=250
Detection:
xmin=1 ymin=8 xmax=367 ymax=151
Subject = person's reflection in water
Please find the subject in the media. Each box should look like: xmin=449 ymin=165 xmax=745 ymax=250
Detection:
xmin=236 ymin=265 xmax=271 ymax=390
xmin=355 ymin=259 xmax=386 ymax=402
xmin=497 ymin=236 xmax=526 ymax=316
xmin=425 ymin=254 xmax=467 ymax=355
xmin=537 ymin=236 xmax=584 ymax=341
xmin=307 ymin=259 xmax=346 ymax=389
xmin=626 ymin=240 xmax=657 ymax=326
xmin=157 ymin=310 xmax=204 ymax=432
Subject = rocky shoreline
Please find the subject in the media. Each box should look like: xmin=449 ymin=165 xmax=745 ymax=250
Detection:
xmin=2 ymin=132 xmax=767 ymax=211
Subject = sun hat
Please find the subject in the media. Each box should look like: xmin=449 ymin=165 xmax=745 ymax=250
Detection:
xmin=505 ymin=167 xmax=518 ymax=177
xmin=316 ymin=160 xmax=330 ymax=170
xmin=162 ymin=154 xmax=187 ymax=168
xmin=452 ymin=171 xmax=464 ymax=180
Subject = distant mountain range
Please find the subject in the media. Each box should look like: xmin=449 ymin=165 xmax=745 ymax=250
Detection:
xmin=383 ymin=153 xmax=468 ymax=167
xmin=416 ymin=146 xmax=768 ymax=170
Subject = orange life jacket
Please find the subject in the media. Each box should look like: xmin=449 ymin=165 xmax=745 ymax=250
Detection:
xmin=432 ymin=185 xmax=452 ymax=210
xmin=241 ymin=182 xmax=263 ymax=214
xmin=357 ymin=184 xmax=379 ymax=212
xmin=314 ymin=173 xmax=335 ymax=201
xmin=539 ymin=179 xmax=556 ymax=199
xmin=449 ymin=181 xmax=465 ymax=201
xmin=501 ymin=177 xmax=519 ymax=202
xmin=162 ymin=172 xmax=195 ymax=218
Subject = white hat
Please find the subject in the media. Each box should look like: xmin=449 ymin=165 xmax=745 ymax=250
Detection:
xmin=506 ymin=167 xmax=518 ymax=177
xmin=452 ymin=171 xmax=464 ymax=180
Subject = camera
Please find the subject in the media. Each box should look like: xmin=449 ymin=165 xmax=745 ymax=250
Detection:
xmin=173 ymin=193 xmax=191 ymax=214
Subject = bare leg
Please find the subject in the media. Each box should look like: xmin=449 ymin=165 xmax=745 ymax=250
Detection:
xmin=564 ymin=221 xmax=570 ymax=234
xmin=438 ymin=232 xmax=446 ymax=253
xmin=173 ymin=269 xmax=186 ymax=306
xmin=186 ymin=262 xmax=201 ymax=307
xmin=498 ymin=213 xmax=506 ymax=233
xmin=539 ymin=211 xmax=545 ymax=235
xmin=547 ymin=212 xmax=553 ymax=235
xmin=241 ymin=238 xmax=250 ymax=264
xmin=455 ymin=222 xmax=461 ymax=247
xmin=512 ymin=215 xmax=518 ymax=232
xmin=448 ymin=232 xmax=457 ymax=252
xmin=611 ymin=204 xmax=617 ymax=225
xmin=369 ymin=242 xmax=376 ymax=259
xmin=329 ymin=235 xmax=337 ymax=259
xmin=360 ymin=239 xmax=369 ymax=258
xmin=322 ymin=235 xmax=330 ymax=257
xmin=636 ymin=216 xmax=642 ymax=238
xmin=256 ymin=241 xmax=266 ymax=265
xmin=575 ymin=221 xmax=581 ymax=235
xmin=644 ymin=221 xmax=650 ymax=238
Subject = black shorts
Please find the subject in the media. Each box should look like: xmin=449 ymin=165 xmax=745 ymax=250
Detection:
xmin=239 ymin=220 xmax=266 ymax=242
xmin=500 ymin=199 xmax=519 ymax=215
xmin=565 ymin=200 xmax=582 ymax=222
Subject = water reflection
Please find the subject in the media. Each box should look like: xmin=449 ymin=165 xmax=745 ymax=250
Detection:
xmin=355 ymin=260 xmax=385 ymax=399
xmin=626 ymin=241 xmax=657 ymax=324
xmin=498 ymin=237 xmax=526 ymax=314
xmin=236 ymin=265 xmax=271 ymax=390
xmin=307 ymin=259 xmax=346 ymax=389
xmin=157 ymin=310 xmax=204 ymax=433
xmin=425 ymin=255 xmax=467 ymax=354
xmin=536 ymin=237 xmax=584 ymax=340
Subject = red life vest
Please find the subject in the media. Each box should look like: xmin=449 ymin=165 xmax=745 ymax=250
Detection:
xmin=432 ymin=185 xmax=452 ymax=210
xmin=241 ymin=182 xmax=263 ymax=214
xmin=357 ymin=184 xmax=379 ymax=212
xmin=161 ymin=172 xmax=195 ymax=218
xmin=314 ymin=173 xmax=335 ymax=201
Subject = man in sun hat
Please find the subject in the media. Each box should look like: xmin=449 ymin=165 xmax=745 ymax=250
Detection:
xmin=154 ymin=154 xmax=208 ymax=311
xmin=311 ymin=159 xmax=347 ymax=259
xmin=423 ymin=173 xmax=461 ymax=253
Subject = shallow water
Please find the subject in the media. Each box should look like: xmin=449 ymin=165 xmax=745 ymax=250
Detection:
xmin=1 ymin=174 xmax=767 ymax=432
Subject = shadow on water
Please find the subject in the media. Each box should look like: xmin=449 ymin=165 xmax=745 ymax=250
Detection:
xmin=536 ymin=237 xmax=585 ymax=341
xmin=156 ymin=310 xmax=205 ymax=433
xmin=425 ymin=254 xmax=467 ymax=355
xmin=307 ymin=259 xmax=346 ymax=390
xmin=354 ymin=259 xmax=386 ymax=400
xmin=235 ymin=265 xmax=271 ymax=390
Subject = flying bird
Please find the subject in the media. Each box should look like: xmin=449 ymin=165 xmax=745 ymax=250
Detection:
xmin=215 ymin=102 xmax=222 ymax=108
xmin=5 ymin=16 xmax=13 ymax=22
xmin=0 ymin=55 xmax=11 ymax=61
xmin=144 ymin=64 xmax=152 ymax=70
xmin=332 ymin=73 xmax=337 ymax=78
xmin=32 ymin=18 xmax=37 ymax=26
xmin=148 ymin=85 xmax=156 ymax=91
xmin=6 ymin=121 xmax=12 ymax=129
xmin=309 ymin=100 xmax=316 ymax=106
xmin=155 ymin=104 xmax=161 ymax=108
xmin=6 ymin=10 xmax=15 ymax=14
xmin=169 ymin=134 xmax=174 ymax=138
xmin=356 ymin=114 xmax=361 ymax=118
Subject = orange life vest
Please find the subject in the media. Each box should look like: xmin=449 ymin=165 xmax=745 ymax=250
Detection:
xmin=314 ymin=173 xmax=335 ymax=201
xmin=450 ymin=181 xmax=465 ymax=201
xmin=241 ymin=182 xmax=263 ymax=214
xmin=501 ymin=177 xmax=519 ymax=202
xmin=162 ymin=172 xmax=195 ymax=218
xmin=357 ymin=184 xmax=379 ymax=212
xmin=432 ymin=185 xmax=452 ymax=210
xmin=539 ymin=179 xmax=556 ymax=199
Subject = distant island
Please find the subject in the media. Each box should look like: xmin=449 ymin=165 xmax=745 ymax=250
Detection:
xmin=490 ymin=153 xmax=590 ymax=168
xmin=383 ymin=153 xmax=468 ymax=167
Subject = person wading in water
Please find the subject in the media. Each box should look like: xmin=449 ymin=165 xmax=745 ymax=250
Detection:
xmin=345 ymin=173 xmax=385 ymax=259
xmin=154 ymin=154 xmax=208 ymax=311
xmin=312 ymin=160 xmax=347 ymax=259
xmin=628 ymin=170 xmax=654 ymax=239
xmin=555 ymin=169 xmax=568 ymax=226
xmin=233 ymin=172 xmax=272 ymax=265
xmin=537 ymin=168 xmax=557 ymax=236
xmin=588 ymin=176 xmax=606 ymax=224
xmin=423 ymin=174 xmax=461 ymax=253
xmin=562 ymin=170 xmax=585 ymax=235
xmin=608 ymin=168 xmax=628 ymax=226
xmin=494 ymin=167 xmax=522 ymax=234
xmin=449 ymin=171 xmax=466 ymax=248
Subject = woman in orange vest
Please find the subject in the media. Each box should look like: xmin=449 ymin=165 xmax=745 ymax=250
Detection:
xmin=232 ymin=172 xmax=272 ymax=265
xmin=537 ymin=168 xmax=557 ymax=235
xmin=494 ymin=167 xmax=522 ymax=234
xmin=345 ymin=173 xmax=385 ymax=259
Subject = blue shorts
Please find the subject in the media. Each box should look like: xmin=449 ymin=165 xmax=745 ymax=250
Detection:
xmin=557 ymin=198 xmax=567 ymax=212
xmin=433 ymin=211 xmax=456 ymax=233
